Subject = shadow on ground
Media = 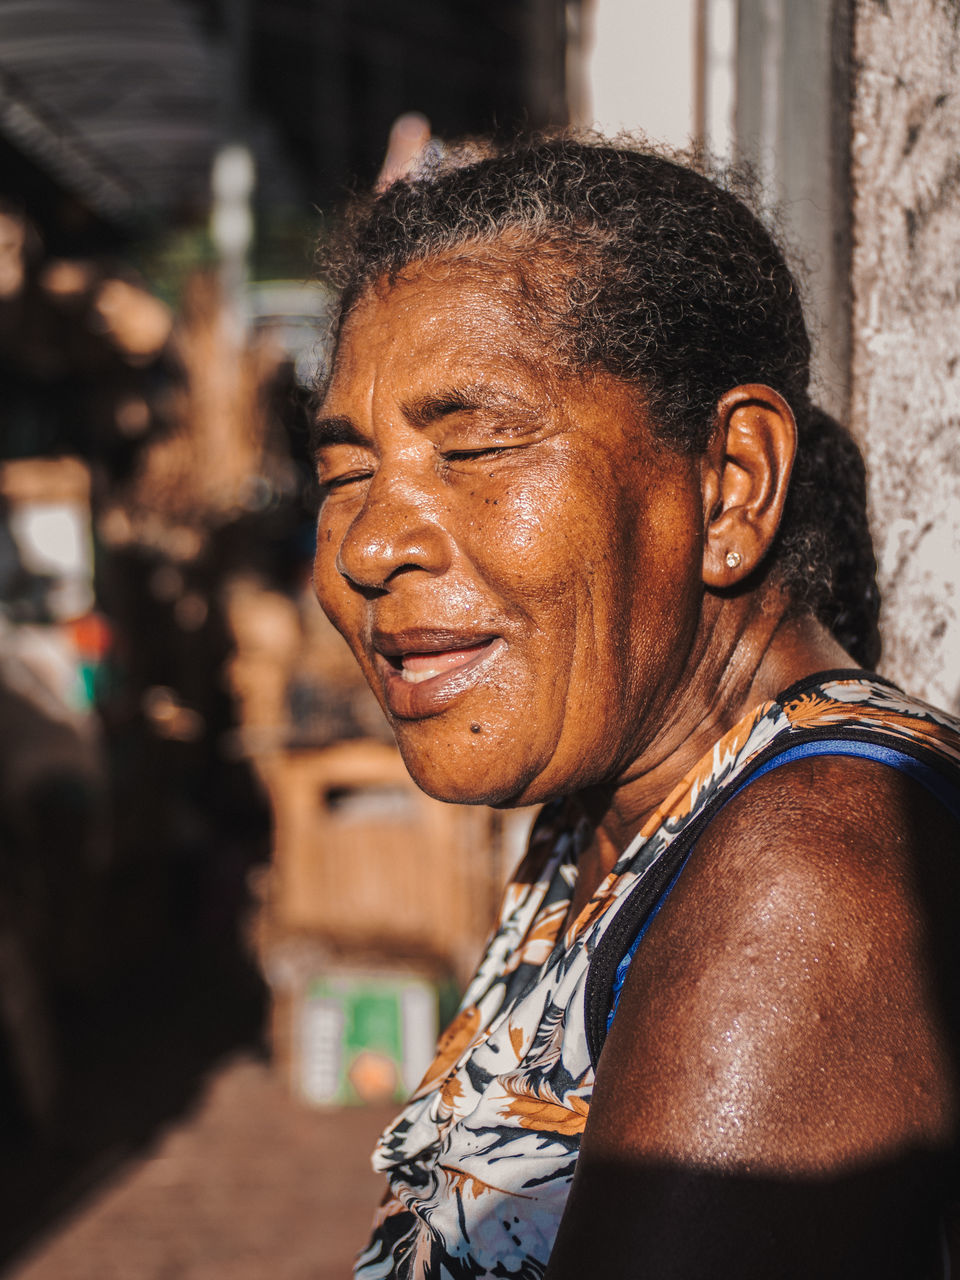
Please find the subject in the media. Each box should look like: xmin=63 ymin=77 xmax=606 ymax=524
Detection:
xmin=0 ymin=909 xmax=268 ymax=1270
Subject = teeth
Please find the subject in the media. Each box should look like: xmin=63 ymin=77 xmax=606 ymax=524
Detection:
xmin=399 ymin=665 xmax=443 ymax=684
xmin=391 ymin=639 xmax=501 ymax=685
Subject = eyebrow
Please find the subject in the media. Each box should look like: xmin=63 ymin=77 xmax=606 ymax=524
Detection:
xmin=310 ymin=415 xmax=370 ymax=455
xmin=311 ymin=384 xmax=537 ymax=455
xmin=403 ymin=384 xmax=536 ymax=431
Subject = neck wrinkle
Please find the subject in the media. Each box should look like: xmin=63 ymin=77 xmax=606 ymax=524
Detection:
xmin=576 ymin=596 xmax=846 ymax=905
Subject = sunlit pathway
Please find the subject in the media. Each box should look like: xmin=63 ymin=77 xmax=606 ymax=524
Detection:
xmin=5 ymin=1056 xmax=393 ymax=1280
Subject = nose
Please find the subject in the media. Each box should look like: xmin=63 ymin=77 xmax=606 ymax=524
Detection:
xmin=334 ymin=482 xmax=453 ymax=590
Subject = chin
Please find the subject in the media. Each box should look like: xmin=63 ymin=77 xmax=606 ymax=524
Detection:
xmin=392 ymin=731 xmax=542 ymax=809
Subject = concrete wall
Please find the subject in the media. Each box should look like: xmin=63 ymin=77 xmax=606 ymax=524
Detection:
xmin=850 ymin=0 xmax=960 ymax=711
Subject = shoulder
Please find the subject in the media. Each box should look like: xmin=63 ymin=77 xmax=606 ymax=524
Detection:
xmin=684 ymin=748 xmax=959 ymax=947
xmin=587 ymin=752 xmax=960 ymax=1173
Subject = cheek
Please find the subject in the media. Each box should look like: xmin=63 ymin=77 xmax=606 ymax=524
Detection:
xmin=312 ymin=514 xmax=359 ymax=643
xmin=312 ymin=520 xmax=337 ymax=611
xmin=461 ymin=469 xmax=592 ymax=612
xmin=623 ymin=484 xmax=705 ymax=663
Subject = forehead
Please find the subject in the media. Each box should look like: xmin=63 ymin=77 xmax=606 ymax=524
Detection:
xmin=324 ymin=255 xmax=562 ymax=406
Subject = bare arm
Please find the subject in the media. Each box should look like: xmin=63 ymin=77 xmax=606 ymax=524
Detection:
xmin=547 ymin=757 xmax=960 ymax=1279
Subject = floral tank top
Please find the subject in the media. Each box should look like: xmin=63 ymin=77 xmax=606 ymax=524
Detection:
xmin=354 ymin=672 xmax=960 ymax=1279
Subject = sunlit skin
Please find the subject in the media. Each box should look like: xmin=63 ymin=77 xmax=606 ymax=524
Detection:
xmin=314 ymin=255 xmax=843 ymax=906
xmin=316 ymin=258 xmax=695 ymax=791
xmin=313 ymin=252 xmax=960 ymax=1275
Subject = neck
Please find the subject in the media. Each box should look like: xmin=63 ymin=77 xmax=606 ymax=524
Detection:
xmin=568 ymin=594 xmax=855 ymax=908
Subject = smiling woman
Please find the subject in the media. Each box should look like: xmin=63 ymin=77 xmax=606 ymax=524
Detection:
xmin=311 ymin=135 xmax=960 ymax=1279
xmin=315 ymin=262 xmax=704 ymax=806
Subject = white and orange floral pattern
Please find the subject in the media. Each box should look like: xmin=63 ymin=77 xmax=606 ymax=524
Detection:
xmin=355 ymin=674 xmax=960 ymax=1278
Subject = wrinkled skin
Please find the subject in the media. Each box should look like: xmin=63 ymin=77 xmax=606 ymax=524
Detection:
xmin=314 ymin=257 xmax=705 ymax=811
xmin=313 ymin=253 xmax=960 ymax=1278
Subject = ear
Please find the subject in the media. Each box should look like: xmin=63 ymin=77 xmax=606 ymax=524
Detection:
xmin=700 ymin=384 xmax=797 ymax=589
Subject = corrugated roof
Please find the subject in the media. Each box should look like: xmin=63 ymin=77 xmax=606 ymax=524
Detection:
xmin=0 ymin=0 xmax=219 ymax=223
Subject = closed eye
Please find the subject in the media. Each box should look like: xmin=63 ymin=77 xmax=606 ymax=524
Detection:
xmin=316 ymin=440 xmax=376 ymax=496
xmin=442 ymin=446 xmax=512 ymax=461
xmin=318 ymin=467 xmax=374 ymax=494
xmin=438 ymin=445 xmax=516 ymax=480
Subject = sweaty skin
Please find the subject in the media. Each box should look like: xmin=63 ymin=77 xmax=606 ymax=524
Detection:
xmin=315 ymin=258 xmax=713 ymax=813
xmin=314 ymin=254 xmax=960 ymax=1278
xmin=549 ymin=758 xmax=960 ymax=1279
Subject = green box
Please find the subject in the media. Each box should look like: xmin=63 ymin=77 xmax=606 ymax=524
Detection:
xmin=297 ymin=969 xmax=437 ymax=1106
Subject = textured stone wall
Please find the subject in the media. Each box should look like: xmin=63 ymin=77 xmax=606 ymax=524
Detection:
xmin=850 ymin=0 xmax=960 ymax=711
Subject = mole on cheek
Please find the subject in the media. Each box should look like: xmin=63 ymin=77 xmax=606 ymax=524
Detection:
xmin=470 ymin=723 xmax=483 ymax=734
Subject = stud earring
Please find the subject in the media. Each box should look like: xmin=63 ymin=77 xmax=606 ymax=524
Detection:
xmin=724 ymin=550 xmax=742 ymax=569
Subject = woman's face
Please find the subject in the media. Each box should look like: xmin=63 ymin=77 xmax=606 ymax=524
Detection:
xmin=313 ymin=256 xmax=706 ymax=806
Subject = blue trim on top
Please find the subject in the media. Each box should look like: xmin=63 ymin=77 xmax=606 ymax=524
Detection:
xmin=605 ymin=736 xmax=960 ymax=1033
xmin=728 ymin=738 xmax=960 ymax=823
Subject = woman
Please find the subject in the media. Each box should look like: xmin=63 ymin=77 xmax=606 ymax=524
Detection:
xmin=311 ymin=135 xmax=960 ymax=1278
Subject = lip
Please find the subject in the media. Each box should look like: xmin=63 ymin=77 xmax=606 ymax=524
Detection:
xmin=372 ymin=629 xmax=507 ymax=719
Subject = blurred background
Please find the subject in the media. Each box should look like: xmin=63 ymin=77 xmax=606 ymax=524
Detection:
xmin=0 ymin=0 xmax=957 ymax=1276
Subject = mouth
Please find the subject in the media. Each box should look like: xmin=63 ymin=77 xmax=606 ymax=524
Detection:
xmin=373 ymin=631 xmax=506 ymax=719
